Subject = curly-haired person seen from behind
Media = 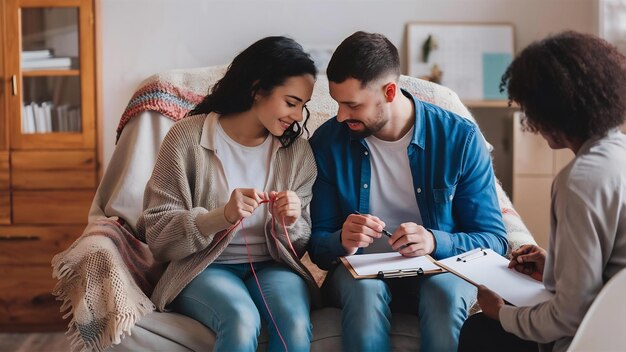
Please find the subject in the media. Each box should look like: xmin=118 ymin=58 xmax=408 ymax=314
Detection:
xmin=458 ymin=31 xmax=626 ymax=352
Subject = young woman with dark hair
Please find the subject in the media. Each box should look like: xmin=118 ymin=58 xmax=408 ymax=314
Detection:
xmin=138 ymin=36 xmax=318 ymax=352
xmin=459 ymin=31 xmax=626 ymax=352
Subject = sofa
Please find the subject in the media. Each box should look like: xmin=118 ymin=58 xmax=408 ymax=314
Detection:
xmin=52 ymin=65 xmax=536 ymax=352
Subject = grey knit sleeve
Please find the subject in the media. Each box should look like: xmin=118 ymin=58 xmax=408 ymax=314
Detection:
xmin=274 ymin=139 xmax=318 ymax=257
xmin=138 ymin=122 xmax=230 ymax=262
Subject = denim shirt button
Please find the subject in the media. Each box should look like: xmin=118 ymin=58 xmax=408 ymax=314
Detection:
xmin=363 ymin=183 xmax=369 ymax=189
xmin=416 ymin=187 xmax=422 ymax=193
xmin=364 ymin=151 xmax=369 ymax=156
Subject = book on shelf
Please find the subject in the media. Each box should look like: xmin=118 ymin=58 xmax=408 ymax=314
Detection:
xmin=41 ymin=102 xmax=53 ymax=132
xmin=56 ymin=105 xmax=68 ymax=132
xmin=22 ymin=103 xmax=35 ymax=134
xmin=34 ymin=103 xmax=46 ymax=133
xmin=21 ymin=57 xmax=75 ymax=70
xmin=21 ymin=49 xmax=52 ymax=61
xmin=56 ymin=104 xmax=81 ymax=132
xmin=22 ymin=102 xmax=81 ymax=134
xmin=68 ymin=107 xmax=81 ymax=132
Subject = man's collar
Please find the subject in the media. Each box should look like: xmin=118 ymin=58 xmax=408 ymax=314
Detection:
xmin=403 ymin=89 xmax=425 ymax=150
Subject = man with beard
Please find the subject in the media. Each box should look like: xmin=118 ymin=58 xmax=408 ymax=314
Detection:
xmin=308 ymin=31 xmax=508 ymax=352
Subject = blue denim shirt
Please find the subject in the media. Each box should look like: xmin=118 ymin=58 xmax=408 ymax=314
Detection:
xmin=308 ymin=91 xmax=507 ymax=270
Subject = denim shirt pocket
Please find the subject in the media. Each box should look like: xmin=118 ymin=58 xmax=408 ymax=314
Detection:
xmin=432 ymin=185 xmax=456 ymax=229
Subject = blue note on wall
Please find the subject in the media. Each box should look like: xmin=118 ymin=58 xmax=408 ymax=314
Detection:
xmin=483 ymin=52 xmax=512 ymax=100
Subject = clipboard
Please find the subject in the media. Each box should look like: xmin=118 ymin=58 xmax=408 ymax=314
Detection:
xmin=340 ymin=253 xmax=445 ymax=279
xmin=435 ymin=248 xmax=554 ymax=307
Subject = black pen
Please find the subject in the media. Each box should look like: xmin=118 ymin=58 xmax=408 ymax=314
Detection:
xmin=354 ymin=211 xmax=393 ymax=238
xmin=353 ymin=211 xmax=417 ymax=252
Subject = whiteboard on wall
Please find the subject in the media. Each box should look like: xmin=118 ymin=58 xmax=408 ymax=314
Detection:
xmin=599 ymin=0 xmax=626 ymax=55
xmin=406 ymin=22 xmax=514 ymax=101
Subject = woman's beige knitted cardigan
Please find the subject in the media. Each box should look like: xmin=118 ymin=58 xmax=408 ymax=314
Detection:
xmin=136 ymin=113 xmax=320 ymax=311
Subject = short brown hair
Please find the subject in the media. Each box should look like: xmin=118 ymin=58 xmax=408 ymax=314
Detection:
xmin=327 ymin=31 xmax=400 ymax=86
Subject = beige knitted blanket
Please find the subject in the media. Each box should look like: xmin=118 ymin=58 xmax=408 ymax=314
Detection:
xmin=51 ymin=219 xmax=159 ymax=352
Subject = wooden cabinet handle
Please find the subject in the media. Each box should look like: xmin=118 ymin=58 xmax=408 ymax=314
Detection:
xmin=0 ymin=235 xmax=40 ymax=241
xmin=11 ymin=75 xmax=17 ymax=96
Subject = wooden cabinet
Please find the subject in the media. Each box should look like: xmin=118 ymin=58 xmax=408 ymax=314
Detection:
xmin=512 ymin=112 xmax=574 ymax=249
xmin=0 ymin=152 xmax=8 ymax=188
xmin=0 ymin=192 xmax=10 ymax=224
xmin=0 ymin=0 xmax=98 ymax=331
xmin=0 ymin=266 xmax=66 ymax=327
xmin=11 ymin=150 xmax=97 ymax=189
xmin=472 ymin=108 xmax=575 ymax=250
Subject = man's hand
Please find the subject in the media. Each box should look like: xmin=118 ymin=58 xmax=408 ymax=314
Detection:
xmin=341 ymin=214 xmax=385 ymax=255
xmin=270 ymin=191 xmax=301 ymax=226
xmin=224 ymin=188 xmax=266 ymax=224
xmin=477 ymin=285 xmax=504 ymax=321
xmin=508 ymin=244 xmax=546 ymax=282
xmin=388 ymin=222 xmax=436 ymax=257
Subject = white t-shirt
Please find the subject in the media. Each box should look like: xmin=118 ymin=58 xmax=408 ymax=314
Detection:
xmin=213 ymin=121 xmax=273 ymax=263
xmin=364 ymin=127 xmax=423 ymax=253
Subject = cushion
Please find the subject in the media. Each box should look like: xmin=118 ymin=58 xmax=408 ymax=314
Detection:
xmin=111 ymin=308 xmax=421 ymax=352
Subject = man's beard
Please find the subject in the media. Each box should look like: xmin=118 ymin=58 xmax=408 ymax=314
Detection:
xmin=345 ymin=107 xmax=387 ymax=139
xmin=347 ymin=124 xmax=376 ymax=139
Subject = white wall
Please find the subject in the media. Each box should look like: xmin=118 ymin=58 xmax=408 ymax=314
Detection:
xmin=100 ymin=0 xmax=598 ymax=170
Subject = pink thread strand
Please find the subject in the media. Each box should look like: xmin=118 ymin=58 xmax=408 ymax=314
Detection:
xmin=241 ymin=220 xmax=289 ymax=352
xmin=207 ymin=198 xmax=294 ymax=351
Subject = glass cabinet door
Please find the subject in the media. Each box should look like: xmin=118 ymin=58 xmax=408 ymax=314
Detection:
xmin=0 ymin=0 xmax=6 ymax=151
xmin=6 ymin=0 xmax=95 ymax=149
xmin=0 ymin=0 xmax=8 ymax=225
xmin=21 ymin=7 xmax=81 ymax=134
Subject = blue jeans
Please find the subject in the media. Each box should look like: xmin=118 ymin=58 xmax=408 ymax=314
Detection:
xmin=170 ymin=261 xmax=312 ymax=352
xmin=324 ymin=264 xmax=476 ymax=352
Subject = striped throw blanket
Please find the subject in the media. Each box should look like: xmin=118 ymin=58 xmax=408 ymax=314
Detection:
xmin=116 ymin=65 xmax=228 ymax=142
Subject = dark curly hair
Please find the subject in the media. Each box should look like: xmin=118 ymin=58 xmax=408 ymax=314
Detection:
xmin=500 ymin=31 xmax=626 ymax=142
xmin=188 ymin=36 xmax=317 ymax=147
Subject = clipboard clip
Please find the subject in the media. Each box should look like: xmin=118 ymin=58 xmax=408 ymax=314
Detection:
xmin=377 ymin=268 xmax=424 ymax=279
xmin=457 ymin=248 xmax=487 ymax=262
